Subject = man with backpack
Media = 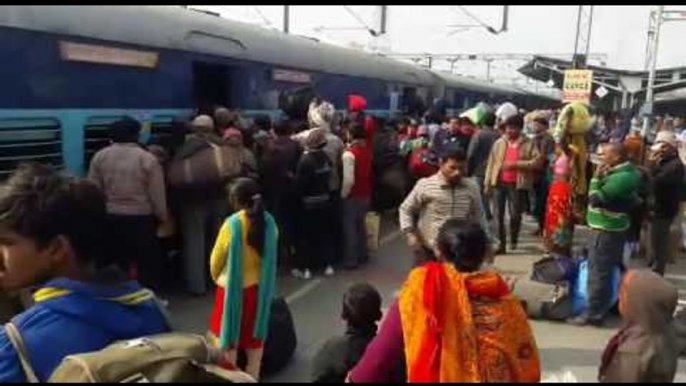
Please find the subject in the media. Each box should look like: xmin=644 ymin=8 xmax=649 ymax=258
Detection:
xmin=168 ymin=115 xmax=256 ymax=296
xmin=0 ymin=164 xmax=170 ymax=382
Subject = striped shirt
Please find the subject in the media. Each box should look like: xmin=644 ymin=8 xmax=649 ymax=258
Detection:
xmin=399 ymin=172 xmax=489 ymax=249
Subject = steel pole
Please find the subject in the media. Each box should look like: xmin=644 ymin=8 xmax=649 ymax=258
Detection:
xmin=380 ymin=5 xmax=388 ymax=35
xmin=284 ymin=5 xmax=290 ymax=34
xmin=642 ymin=5 xmax=664 ymax=139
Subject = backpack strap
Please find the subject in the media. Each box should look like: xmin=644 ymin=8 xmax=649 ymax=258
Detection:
xmin=5 ymin=322 xmax=39 ymax=383
xmin=209 ymin=143 xmax=226 ymax=177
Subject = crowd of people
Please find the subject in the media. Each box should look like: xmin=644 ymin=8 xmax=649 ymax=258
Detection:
xmin=0 ymin=92 xmax=685 ymax=382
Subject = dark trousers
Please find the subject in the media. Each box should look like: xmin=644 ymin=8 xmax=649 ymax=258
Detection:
xmin=533 ymin=175 xmax=550 ymax=231
xmin=342 ymin=198 xmax=369 ymax=268
xmin=330 ymin=191 xmax=344 ymax=265
xmin=297 ymin=205 xmax=333 ymax=271
xmin=476 ymin=176 xmax=492 ymax=221
xmin=108 ymin=214 xmax=161 ymax=291
xmin=587 ymin=230 xmax=626 ymax=319
xmin=179 ymin=198 xmax=227 ymax=295
xmin=495 ymin=183 xmax=528 ymax=249
xmin=268 ymin=192 xmax=299 ymax=267
xmin=649 ymin=216 xmax=675 ymax=276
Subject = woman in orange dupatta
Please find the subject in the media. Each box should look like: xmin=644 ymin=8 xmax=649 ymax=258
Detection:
xmin=348 ymin=219 xmax=540 ymax=383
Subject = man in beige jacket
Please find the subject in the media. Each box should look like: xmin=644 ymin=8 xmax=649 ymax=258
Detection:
xmin=484 ymin=113 xmax=541 ymax=255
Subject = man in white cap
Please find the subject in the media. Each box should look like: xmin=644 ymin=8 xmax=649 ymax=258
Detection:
xmin=648 ymin=130 xmax=685 ymax=276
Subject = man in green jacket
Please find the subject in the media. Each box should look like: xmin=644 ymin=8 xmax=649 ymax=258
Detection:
xmin=569 ymin=142 xmax=641 ymax=327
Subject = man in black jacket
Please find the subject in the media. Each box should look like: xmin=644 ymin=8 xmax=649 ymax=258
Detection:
xmin=648 ymin=131 xmax=685 ymax=276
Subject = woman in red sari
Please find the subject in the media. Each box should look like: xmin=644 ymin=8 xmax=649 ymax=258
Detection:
xmin=544 ymin=143 xmax=577 ymax=256
xmin=347 ymin=220 xmax=540 ymax=383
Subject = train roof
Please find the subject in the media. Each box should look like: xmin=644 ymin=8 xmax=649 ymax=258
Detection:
xmin=430 ymin=71 xmax=525 ymax=96
xmin=0 ymin=5 xmax=435 ymax=86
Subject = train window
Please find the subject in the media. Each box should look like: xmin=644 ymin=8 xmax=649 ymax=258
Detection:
xmin=0 ymin=118 xmax=63 ymax=180
xmin=83 ymin=116 xmax=124 ymax=169
xmin=149 ymin=116 xmax=187 ymax=155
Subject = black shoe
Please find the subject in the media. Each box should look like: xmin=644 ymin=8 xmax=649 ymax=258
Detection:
xmin=495 ymin=245 xmax=506 ymax=255
xmin=566 ymin=313 xmax=604 ymax=327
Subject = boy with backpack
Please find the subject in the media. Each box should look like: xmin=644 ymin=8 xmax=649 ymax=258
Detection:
xmin=0 ymin=164 xmax=170 ymax=382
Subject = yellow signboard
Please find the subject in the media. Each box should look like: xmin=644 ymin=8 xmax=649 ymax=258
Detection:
xmin=563 ymin=69 xmax=594 ymax=104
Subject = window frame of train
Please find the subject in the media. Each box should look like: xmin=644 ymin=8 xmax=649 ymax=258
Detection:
xmin=83 ymin=114 xmax=179 ymax=171
xmin=0 ymin=117 xmax=64 ymax=181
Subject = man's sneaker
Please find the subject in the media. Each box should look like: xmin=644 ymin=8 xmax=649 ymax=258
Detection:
xmin=324 ymin=266 xmax=335 ymax=276
xmin=291 ymin=269 xmax=303 ymax=279
xmin=566 ymin=313 xmax=604 ymax=327
xmin=302 ymin=269 xmax=312 ymax=280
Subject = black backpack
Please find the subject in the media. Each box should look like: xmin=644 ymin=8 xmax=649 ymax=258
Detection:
xmin=238 ymin=297 xmax=297 ymax=377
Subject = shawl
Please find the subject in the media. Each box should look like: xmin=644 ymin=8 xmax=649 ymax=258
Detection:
xmin=219 ymin=211 xmax=278 ymax=349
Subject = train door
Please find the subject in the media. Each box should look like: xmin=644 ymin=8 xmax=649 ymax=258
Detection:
xmin=401 ymin=87 xmax=416 ymax=113
xmin=192 ymin=62 xmax=232 ymax=115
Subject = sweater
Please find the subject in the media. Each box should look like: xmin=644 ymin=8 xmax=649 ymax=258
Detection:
xmin=650 ymin=156 xmax=685 ymax=219
xmin=341 ymin=141 xmax=373 ymax=201
xmin=210 ymin=211 xmax=262 ymax=289
xmin=587 ymin=162 xmax=642 ymax=232
xmin=484 ymin=136 xmax=541 ymax=192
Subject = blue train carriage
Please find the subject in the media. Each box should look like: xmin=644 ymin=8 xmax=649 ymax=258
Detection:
xmin=429 ymin=71 xmax=526 ymax=116
xmin=0 ymin=5 xmax=435 ymax=178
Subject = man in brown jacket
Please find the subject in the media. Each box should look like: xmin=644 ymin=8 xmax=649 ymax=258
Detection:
xmin=484 ymin=113 xmax=541 ymax=254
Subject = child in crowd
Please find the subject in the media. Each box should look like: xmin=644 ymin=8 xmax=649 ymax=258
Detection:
xmin=208 ymin=178 xmax=278 ymax=381
xmin=311 ymin=283 xmax=383 ymax=383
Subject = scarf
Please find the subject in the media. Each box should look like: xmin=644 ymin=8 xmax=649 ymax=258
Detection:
xmin=219 ymin=212 xmax=278 ymax=349
xmin=399 ymin=262 xmax=540 ymax=383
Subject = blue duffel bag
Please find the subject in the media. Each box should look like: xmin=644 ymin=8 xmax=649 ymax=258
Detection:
xmin=569 ymin=258 xmax=622 ymax=317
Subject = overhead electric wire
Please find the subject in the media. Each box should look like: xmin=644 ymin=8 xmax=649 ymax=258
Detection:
xmin=343 ymin=6 xmax=376 ymax=33
xmin=252 ymin=6 xmax=273 ymax=28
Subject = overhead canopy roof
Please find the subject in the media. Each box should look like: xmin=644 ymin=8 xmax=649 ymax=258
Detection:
xmin=518 ymin=55 xmax=686 ymax=97
xmin=429 ymin=71 xmax=560 ymax=101
xmin=0 ymin=5 xmax=435 ymax=86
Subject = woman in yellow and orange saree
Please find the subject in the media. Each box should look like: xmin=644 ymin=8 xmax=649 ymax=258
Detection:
xmin=348 ymin=219 xmax=540 ymax=383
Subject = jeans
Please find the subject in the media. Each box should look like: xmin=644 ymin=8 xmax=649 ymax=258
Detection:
xmin=342 ymin=198 xmax=370 ymax=268
xmin=649 ymin=216 xmax=675 ymax=276
xmin=587 ymin=230 xmax=625 ymax=319
xmin=180 ymin=198 xmax=227 ymax=295
xmin=108 ymin=214 xmax=161 ymax=291
xmin=495 ymin=183 xmax=528 ymax=249
xmin=476 ymin=176 xmax=493 ymax=221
